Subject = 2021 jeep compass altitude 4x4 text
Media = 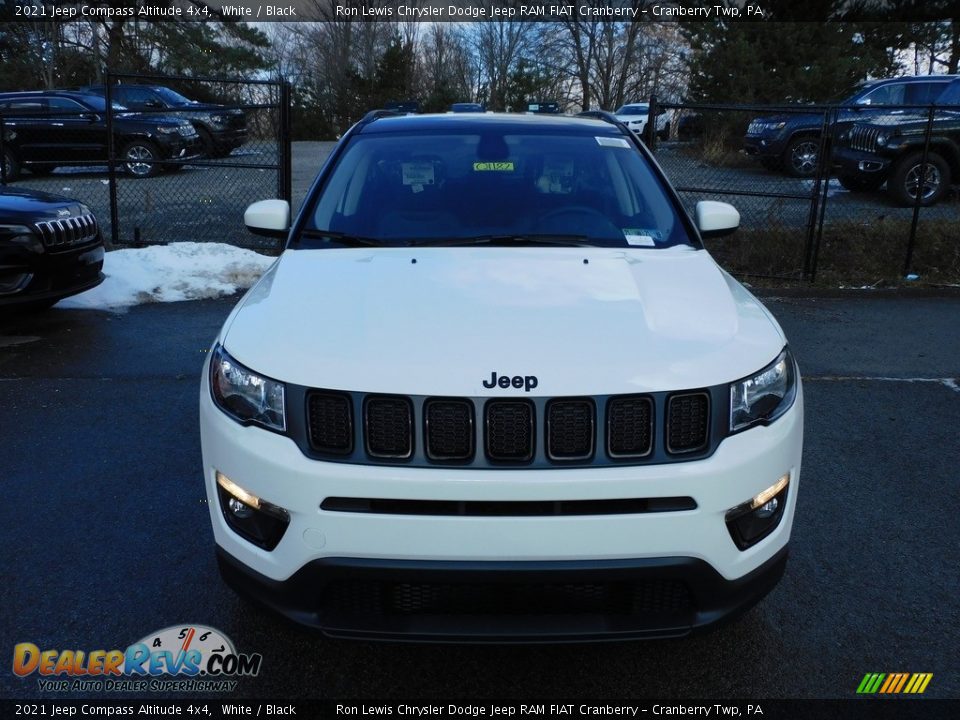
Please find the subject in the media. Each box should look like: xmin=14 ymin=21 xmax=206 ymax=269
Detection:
xmin=200 ymin=112 xmax=804 ymax=642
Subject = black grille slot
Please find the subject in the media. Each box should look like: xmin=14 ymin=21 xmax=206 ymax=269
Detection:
xmin=607 ymin=395 xmax=654 ymax=458
xmin=667 ymin=392 xmax=710 ymax=454
xmin=365 ymin=395 xmax=413 ymax=459
xmin=485 ymin=400 xmax=535 ymax=462
xmin=424 ymin=399 xmax=474 ymax=462
xmin=307 ymin=392 xmax=353 ymax=455
xmin=324 ymin=580 xmax=692 ymax=617
xmin=547 ymin=399 xmax=594 ymax=460
xmin=321 ymin=496 xmax=697 ymax=516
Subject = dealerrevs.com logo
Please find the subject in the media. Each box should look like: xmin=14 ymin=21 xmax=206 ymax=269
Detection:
xmin=13 ymin=625 xmax=262 ymax=693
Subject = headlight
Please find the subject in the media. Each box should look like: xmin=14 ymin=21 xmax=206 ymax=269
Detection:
xmin=209 ymin=344 xmax=286 ymax=432
xmin=876 ymin=131 xmax=890 ymax=146
xmin=209 ymin=113 xmax=229 ymax=125
xmin=771 ymin=121 xmax=786 ymax=130
xmin=729 ymin=348 xmax=798 ymax=432
xmin=156 ymin=125 xmax=179 ymax=134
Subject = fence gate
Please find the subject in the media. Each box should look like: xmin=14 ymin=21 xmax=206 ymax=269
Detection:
xmin=105 ymin=71 xmax=291 ymax=252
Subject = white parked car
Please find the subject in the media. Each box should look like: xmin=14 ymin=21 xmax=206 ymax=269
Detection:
xmin=615 ymin=103 xmax=672 ymax=141
xmin=200 ymin=112 xmax=803 ymax=641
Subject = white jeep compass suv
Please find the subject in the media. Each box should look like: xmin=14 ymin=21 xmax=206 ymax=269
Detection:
xmin=200 ymin=111 xmax=803 ymax=641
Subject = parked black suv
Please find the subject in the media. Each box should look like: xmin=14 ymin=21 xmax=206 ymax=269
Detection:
xmin=0 ymin=91 xmax=201 ymax=179
xmin=85 ymin=84 xmax=247 ymax=158
xmin=832 ymin=79 xmax=960 ymax=206
xmin=0 ymin=186 xmax=104 ymax=310
xmin=744 ymin=75 xmax=957 ymax=177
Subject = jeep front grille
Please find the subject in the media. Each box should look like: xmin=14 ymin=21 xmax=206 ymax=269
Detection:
xmin=33 ymin=214 xmax=99 ymax=249
xmin=849 ymin=125 xmax=880 ymax=153
xmin=307 ymin=391 xmax=353 ymax=455
xmin=666 ymin=392 xmax=710 ymax=454
xmin=365 ymin=395 xmax=414 ymax=459
xmin=485 ymin=400 xmax=535 ymax=462
xmin=301 ymin=387 xmax=722 ymax=468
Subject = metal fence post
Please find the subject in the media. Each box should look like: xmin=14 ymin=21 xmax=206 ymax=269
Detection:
xmin=801 ymin=108 xmax=832 ymax=282
xmin=0 ymin=111 xmax=7 ymax=185
xmin=903 ymin=106 xmax=935 ymax=277
xmin=105 ymin=73 xmax=120 ymax=246
xmin=807 ymin=106 xmax=839 ymax=283
xmin=646 ymin=95 xmax=658 ymax=151
xmin=278 ymin=81 xmax=292 ymax=204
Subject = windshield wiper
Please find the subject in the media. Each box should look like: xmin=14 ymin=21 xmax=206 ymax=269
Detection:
xmin=300 ymin=230 xmax=383 ymax=247
xmin=411 ymin=234 xmax=597 ymax=248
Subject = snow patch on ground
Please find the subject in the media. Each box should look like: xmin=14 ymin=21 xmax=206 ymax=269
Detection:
xmin=59 ymin=242 xmax=275 ymax=311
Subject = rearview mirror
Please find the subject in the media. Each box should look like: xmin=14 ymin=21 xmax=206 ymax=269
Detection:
xmin=695 ymin=201 xmax=740 ymax=238
xmin=244 ymin=199 xmax=289 ymax=238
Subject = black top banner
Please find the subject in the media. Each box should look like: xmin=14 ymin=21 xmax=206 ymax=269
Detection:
xmin=2 ymin=699 xmax=960 ymax=719
xmin=1 ymin=0 xmax=957 ymax=23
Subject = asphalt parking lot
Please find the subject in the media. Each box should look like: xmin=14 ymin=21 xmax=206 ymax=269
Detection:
xmin=1 ymin=290 xmax=958 ymax=700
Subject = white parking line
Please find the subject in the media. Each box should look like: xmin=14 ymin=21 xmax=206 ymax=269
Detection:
xmin=804 ymin=376 xmax=960 ymax=393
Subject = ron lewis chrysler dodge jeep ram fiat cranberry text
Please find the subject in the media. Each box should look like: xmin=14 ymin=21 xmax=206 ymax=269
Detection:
xmin=200 ymin=111 xmax=803 ymax=642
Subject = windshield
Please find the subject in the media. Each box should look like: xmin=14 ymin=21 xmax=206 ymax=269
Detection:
xmin=301 ymin=129 xmax=694 ymax=249
xmin=616 ymin=105 xmax=648 ymax=116
xmin=153 ymin=87 xmax=193 ymax=106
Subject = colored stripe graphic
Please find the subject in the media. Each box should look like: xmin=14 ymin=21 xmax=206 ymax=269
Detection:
xmin=857 ymin=673 xmax=932 ymax=694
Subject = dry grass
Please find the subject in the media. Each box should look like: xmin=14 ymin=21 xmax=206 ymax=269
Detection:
xmin=705 ymin=218 xmax=960 ymax=287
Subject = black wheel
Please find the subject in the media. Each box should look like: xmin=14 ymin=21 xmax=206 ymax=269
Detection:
xmin=2 ymin=148 xmax=20 ymax=181
xmin=782 ymin=135 xmax=820 ymax=177
xmin=121 ymin=140 xmax=160 ymax=178
xmin=837 ymin=173 xmax=885 ymax=192
xmin=887 ymin=152 xmax=950 ymax=207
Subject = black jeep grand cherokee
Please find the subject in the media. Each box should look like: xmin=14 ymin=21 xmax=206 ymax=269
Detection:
xmin=0 ymin=91 xmax=201 ymax=179
xmin=0 ymin=187 xmax=104 ymax=310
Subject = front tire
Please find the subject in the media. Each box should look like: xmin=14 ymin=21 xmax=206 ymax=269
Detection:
xmin=2 ymin=148 xmax=20 ymax=181
xmin=783 ymin=135 xmax=820 ymax=177
xmin=838 ymin=173 xmax=885 ymax=192
xmin=887 ymin=152 xmax=950 ymax=207
xmin=122 ymin=140 xmax=160 ymax=178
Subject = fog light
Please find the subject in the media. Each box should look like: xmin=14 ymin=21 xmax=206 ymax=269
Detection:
xmin=726 ymin=474 xmax=790 ymax=550
xmin=216 ymin=471 xmax=290 ymax=550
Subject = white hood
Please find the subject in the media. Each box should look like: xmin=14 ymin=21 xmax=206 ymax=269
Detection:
xmin=221 ymin=247 xmax=785 ymax=396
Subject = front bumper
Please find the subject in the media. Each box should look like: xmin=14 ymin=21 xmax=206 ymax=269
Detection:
xmin=153 ymin=133 xmax=203 ymax=161
xmin=217 ymin=544 xmax=789 ymax=642
xmin=201 ymin=369 xmax=803 ymax=640
xmin=743 ymin=133 xmax=787 ymax=158
xmin=832 ymin=146 xmax=893 ymax=178
xmin=0 ymin=241 xmax=104 ymax=307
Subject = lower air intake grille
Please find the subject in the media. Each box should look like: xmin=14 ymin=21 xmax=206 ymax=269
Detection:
xmin=607 ymin=395 xmax=654 ymax=457
xmin=667 ymin=392 xmax=710 ymax=454
xmin=547 ymin=399 xmax=595 ymax=460
xmin=325 ymin=579 xmax=693 ymax=617
xmin=485 ymin=400 xmax=535 ymax=462
xmin=365 ymin=396 xmax=413 ymax=459
xmin=307 ymin=392 xmax=353 ymax=455
xmin=424 ymin=399 xmax=474 ymax=461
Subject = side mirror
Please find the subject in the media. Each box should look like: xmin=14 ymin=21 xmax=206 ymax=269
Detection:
xmin=695 ymin=201 xmax=740 ymax=238
xmin=244 ymin=199 xmax=289 ymax=238
xmin=79 ymin=113 xmax=99 ymax=122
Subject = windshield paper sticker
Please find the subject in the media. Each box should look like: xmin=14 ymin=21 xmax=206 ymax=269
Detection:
xmin=402 ymin=162 xmax=435 ymax=187
xmin=473 ymin=162 xmax=515 ymax=172
xmin=596 ymin=136 xmax=630 ymax=148
xmin=623 ymin=228 xmax=661 ymax=247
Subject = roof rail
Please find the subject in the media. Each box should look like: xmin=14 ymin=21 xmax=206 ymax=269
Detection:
xmin=576 ymin=110 xmax=622 ymax=126
xmin=359 ymin=109 xmax=405 ymax=125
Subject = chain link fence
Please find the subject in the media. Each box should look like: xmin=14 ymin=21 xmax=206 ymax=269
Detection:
xmin=1 ymin=72 xmax=291 ymax=253
xmin=646 ymin=99 xmax=960 ymax=285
